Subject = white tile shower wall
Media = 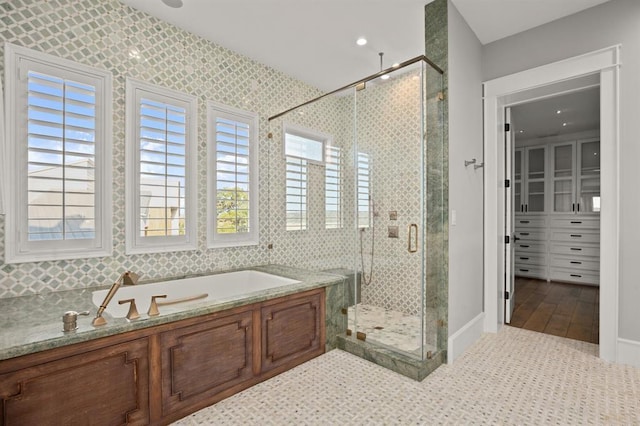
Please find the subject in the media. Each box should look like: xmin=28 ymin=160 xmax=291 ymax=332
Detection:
xmin=0 ymin=0 xmax=323 ymax=298
xmin=268 ymin=72 xmax=425 ymax=316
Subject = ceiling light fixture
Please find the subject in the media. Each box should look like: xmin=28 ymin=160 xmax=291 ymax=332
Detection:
xmin=379 ymin=52 xmax=390 ymax=80
xmin=162 ymin=0 xmax=183 ymax=8
xmin=562 ymin=122 xmax=568 ymax=126
xmin=556 ymin=110 xmax=562 ymax=114
xmin=356 ymin=37 xmax=367 ymax=46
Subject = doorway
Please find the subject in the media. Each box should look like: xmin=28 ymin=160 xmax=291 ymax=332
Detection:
xmin=505 ymin=88 xmax=601 ymax=345
xmin=483 ymin=45 xmax=620 ymax=362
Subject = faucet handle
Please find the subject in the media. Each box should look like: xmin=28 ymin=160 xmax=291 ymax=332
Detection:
xmin=148 ymin=294 xmax=167 ymax=316
xmin=118 ymin=298 xmax=140 ymax=320
xmin=62 ymin=310 xmax=90 ymax=332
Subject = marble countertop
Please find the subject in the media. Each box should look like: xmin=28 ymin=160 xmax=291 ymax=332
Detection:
xmin=0 ymin=265 xmax=346 ymax=362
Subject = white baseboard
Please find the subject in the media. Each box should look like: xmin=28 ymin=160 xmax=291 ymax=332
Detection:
xmin=617 ymin=338 xmax=640 ymax=368
xmin=448 ymin=312 xmax=485 ymax=364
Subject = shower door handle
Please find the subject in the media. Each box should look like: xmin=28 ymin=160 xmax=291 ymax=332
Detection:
xmin=408 ymin=224 xmax=418 ymax=253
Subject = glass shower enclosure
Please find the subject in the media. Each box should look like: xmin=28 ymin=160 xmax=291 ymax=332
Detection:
xmin=267 ymin=57 xmax=444 ymax=364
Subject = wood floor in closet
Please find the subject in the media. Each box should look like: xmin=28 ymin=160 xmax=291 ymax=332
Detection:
xmin=509 ymin=277 xmax=599 ymax=344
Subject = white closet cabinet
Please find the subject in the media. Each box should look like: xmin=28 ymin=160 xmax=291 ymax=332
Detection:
xmin=514 ymin=138 xmax=600 ymax=286
xmin=514 ymin=146 xmax=546 ymax=213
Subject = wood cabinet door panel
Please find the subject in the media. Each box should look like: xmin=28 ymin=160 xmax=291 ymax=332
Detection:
xmin=261 ymin=291 xmax=323 ymax=373
xmin=160 ymin=310 xmax=253 ymax=416
xmin=0 ymin=339 xmax=149 ymax=426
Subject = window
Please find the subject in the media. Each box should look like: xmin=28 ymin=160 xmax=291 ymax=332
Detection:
xmin=207 ymin=102 xmax=259 ymax=248
xmin=125 ymin=79 xmax=197 ymax=254
xmin=325 ymin=145 xmax=342 ymax=229
xmin=357 ymin=152 xmax=371 ymax=228
xmin=4 ymin=44 xmax=112 ymax=263
xmin=283 ymin=123 xmax=331 ymax=231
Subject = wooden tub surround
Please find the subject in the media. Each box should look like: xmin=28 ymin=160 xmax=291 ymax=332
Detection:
xmin=0 ymin=288 xmax=325 ymax=425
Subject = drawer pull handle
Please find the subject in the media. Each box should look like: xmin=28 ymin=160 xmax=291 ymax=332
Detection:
xmin=570 ymin=248 xmax=582 ymax=251
xmin=570 ymin=221 xmax=582 ymax=224
xmin=520 ymin=232 xmax=530 ymax=236
xmin=570 ymin=261 xmax=582 ymax=264
xmin=521 ymin=245 xmax=530 ymax=248
xmin=570 ymin=274 xmax=582 ymax=278
xmin=570 ymin=234 xmax=582 ymax=238
xmin=520 ymin=257 xmax=529 ymax=260
xmin=520 ymin=220 xmax=530 ymax=224
xmin=519 ymin=269 xmax=529 ymax=272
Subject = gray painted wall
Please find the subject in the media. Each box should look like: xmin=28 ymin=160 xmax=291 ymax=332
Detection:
xmin=482 ymin=0 xmax=640 ymax=342
xmin=447 ymin=1 xmax=484 ymax=335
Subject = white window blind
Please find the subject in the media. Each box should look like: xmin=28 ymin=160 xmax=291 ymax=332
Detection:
xmin=27 ymin=71 xmax=97 ymax=241
xmin=215 ymin=117 xmax=251 ymax=234
xmin=357 ymin=152 xmax=371 ymax=228
xmin=325 ymin=145 xmax=342 ymax=229
xmin=4 ymin=44 xmax=112 ymax=263
xmin=207 ymin=102 xmax=258 ymax=248
xmin=286 ymin=156 xmax=307 ymax=231
xmin=125 ymin=79 xmax=197 ymax=254
xmin=138 ymin=98 xmax=186 ymax=237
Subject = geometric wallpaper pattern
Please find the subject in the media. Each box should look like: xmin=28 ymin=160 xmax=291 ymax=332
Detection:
xmin=0 ymin=0 xmax=438 ymax=324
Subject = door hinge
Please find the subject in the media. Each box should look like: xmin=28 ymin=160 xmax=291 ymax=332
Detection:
xmin=504 ymin=235 xmax=510 ymax=244
xmin=505 ymin=291 xmax=510 ymax=300
xmin=505 ymin=179 xmax=510 ymax=188
xmin=505 ymin=123 xmax=510 ymax=132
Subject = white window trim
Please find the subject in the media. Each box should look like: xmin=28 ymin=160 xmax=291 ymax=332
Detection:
xmin=0 ymin=77 xmax=5 ymax=215
xmin=325 ymin=144 xmax=342 ymax=229
xmin=125 ymin=78 xmax=198 ymax=254
xmin=4 ymin=43 xmax=113 ymax=263
xmin=207 ymin=101 xmax=259 ymax=248
xmin=282 ymin=122 xmax=329 ymax=165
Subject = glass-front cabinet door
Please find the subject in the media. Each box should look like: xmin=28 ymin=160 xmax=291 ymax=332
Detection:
xmin=551 ymin=142 xmax=576 ymax=213
xmin=525 ymin=146 xmax=546 ymax=212
xmin=514 ymin=148 xmax=522 ymax=212
xmin=578 ymin=139 xmax=601 ymax=213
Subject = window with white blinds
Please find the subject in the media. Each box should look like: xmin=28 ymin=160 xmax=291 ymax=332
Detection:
xmin=286 ymin=156 xmax=308 ymax=231
xmin=207 ymin=102 xmax=259 ymax=248
xmin=325 ymin=145 xmax=342 ymax=229
xmin=4 ymin=44 xmax=113 ymax=263
xmin=357 ymin=152 xmax=371 ymax=228
xmin=125 ymin=79 xmax=197 ymax=254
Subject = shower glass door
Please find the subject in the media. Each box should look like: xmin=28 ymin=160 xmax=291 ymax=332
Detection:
xmin=266 ymin=57 xmax=443 ymax=362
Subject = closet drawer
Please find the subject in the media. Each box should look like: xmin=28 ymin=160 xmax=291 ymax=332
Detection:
xmin=515 ymin=230 xmax=545 ymax=241
xmin=550 ymin=257 xmax=599 ymax=271
xmin=515 ymin=242 xmax=546 ymax=254
xmin=550 ymin=231 xmax=599 ymax=244
xmin=514 ymin=254 xmax=546 ymax=266
xmin=549 ymin=268 xmax=599 ymax=285
xmin=514 ymin=265 xmax=546 ymax=278
xmin=550 ymin=244 xmax=599 ymax=257
xmin=514 ymin=217 xmax=545 ymax=228
xmin=550 ymin=217 xmax=600 ymax=229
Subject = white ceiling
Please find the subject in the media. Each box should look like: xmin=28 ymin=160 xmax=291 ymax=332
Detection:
xmin=511 ymin=87 xmax=600 ymax=141
xmin=120 ymin=0 xmax=611 ymax=92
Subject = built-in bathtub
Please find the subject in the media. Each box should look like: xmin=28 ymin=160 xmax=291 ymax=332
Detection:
xmin=92 ymin=270 xmax=301 ymax=319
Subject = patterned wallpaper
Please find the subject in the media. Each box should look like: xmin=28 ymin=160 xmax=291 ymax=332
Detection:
xmin=0 ymin=0 xmax=322 ymax=298
xmin=0 ymin=0 xmax=440 ymax=321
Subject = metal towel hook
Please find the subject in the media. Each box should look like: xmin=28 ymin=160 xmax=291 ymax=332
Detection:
xmin=474 ymin=162 xmax=485 ymax=170
xmin=464 ymin=158 xmax=476 ymax=167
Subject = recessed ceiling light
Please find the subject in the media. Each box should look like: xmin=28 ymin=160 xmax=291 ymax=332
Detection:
xmin=162 ymin=0 xmax=183 ymax=8
xmin=556 ymin=110 xmax=562 ymax=114
xmin=356 ymin=37 xmax=367 ymax=46
xmin=562 ymin=122 xmax=568 ymax=126
xmin=519 ymin=130 xmax=525 ymax=133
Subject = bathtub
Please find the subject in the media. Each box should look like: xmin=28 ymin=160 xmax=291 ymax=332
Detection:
xmin=92 ymin=270 xmax=300 ymax=319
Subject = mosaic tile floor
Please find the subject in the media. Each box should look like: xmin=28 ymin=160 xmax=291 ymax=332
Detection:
xmin=347 ymin=304 xmax=436 ymax=356
xmin=173 ymin=326 xmax=640 ymax=425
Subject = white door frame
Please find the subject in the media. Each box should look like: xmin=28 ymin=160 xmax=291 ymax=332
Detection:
xmin=483 ymin=45 xmax=620 ymax=362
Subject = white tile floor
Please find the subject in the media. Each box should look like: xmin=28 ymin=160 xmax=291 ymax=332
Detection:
xmin=174 ymin=326 xmax=640 ymax=425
